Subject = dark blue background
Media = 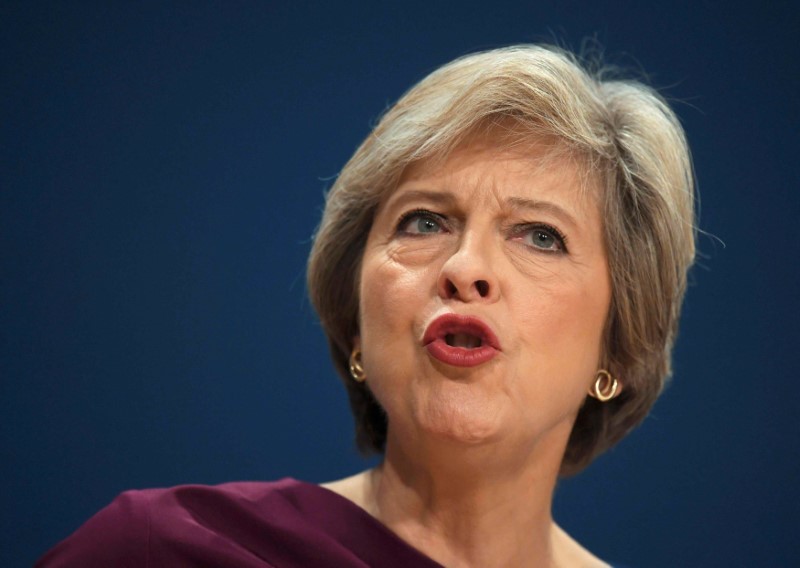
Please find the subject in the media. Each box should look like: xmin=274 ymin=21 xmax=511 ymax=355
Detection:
xmin=3 ymin=2 xmax=799 ymax=566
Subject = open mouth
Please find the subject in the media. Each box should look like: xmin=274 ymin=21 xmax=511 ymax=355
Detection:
xmin=444 ymin=333 xmax=483 ymax=349
xmin=423 ymin=314 xmax=500 ymax=367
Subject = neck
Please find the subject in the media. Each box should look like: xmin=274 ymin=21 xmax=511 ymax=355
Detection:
xmin=363 ymin=424 xmax=571 ymax=568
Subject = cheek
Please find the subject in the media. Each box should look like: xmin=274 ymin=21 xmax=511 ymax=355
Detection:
xmin=357 ymin=255 xmax=429 ymax=417
xmin=512 ymin=275 xmax=610 ymax=389
xmin=358 ymin=252 xmax=429 ymax=350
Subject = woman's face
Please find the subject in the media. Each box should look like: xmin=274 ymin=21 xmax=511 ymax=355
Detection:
xmin=357 ymin=139 xmax=611 ymax=455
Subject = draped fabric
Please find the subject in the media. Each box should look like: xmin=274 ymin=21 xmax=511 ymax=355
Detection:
xmin=35 ymin=478 xmax=444 ymax=567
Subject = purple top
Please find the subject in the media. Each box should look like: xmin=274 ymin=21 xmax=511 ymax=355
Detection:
xmin=36 ymin=478 xmax=444 ymax=567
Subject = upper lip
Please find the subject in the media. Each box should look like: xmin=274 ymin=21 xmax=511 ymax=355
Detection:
xmin=422 ymin=313 xmax=502 ymax=350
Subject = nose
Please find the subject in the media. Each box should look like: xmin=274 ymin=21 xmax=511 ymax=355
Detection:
xmin=437 ymin=232 xmax=500 ymax=303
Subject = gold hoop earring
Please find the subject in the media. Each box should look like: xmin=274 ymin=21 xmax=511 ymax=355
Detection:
xmin=349 ymin=349 xmax=366 ymax=383
xmin=589 ymin=370 xmax=619 ymax=402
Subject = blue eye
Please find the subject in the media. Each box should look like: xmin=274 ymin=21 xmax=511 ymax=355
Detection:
xmin=397 ymin=210 xmax=446 ymax=235
xmin=519 ymin=224 xmax=567 ymax=253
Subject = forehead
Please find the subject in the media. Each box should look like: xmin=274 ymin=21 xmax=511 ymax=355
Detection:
xmin=394 ymin=136 xmax=602 ymax=209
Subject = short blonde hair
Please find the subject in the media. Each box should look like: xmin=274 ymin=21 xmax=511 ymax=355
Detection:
xmin=307 ymin=45 xmax=695 ymax=475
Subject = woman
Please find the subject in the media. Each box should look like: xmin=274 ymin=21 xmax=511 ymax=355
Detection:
xmin=38 ymin=45 xmax=695 ymax=567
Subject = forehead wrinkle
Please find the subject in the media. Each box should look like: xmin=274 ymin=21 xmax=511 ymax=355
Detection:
xmin=392 ymin=139 xmax=601 ymax=220
xmin=456 ymin=156 xmax=588 ymax=228
xmin=391 ymin=160 xmax=500 ymax=214
xmin=457 ymin=161 xmax=506 ymax=211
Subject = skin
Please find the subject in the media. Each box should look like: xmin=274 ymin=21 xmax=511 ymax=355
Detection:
xmin=324 ymin=138 xmax=614 ymax=567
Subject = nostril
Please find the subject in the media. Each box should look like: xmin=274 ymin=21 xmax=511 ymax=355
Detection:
xmin=446 ymin=280 xmax=458 ymax=297
xmin=475 ymin=280 xmax=489 ymax=297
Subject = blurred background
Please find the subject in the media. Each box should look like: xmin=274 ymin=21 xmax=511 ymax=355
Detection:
xmin=3 ymin=1 xmax=798 ymax=566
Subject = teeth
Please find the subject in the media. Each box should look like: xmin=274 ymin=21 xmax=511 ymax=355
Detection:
xmin=445 ymin=333 xmax=483 ymax=348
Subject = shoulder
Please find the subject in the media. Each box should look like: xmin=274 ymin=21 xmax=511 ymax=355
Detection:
xmin=35 ymin=489 xmax=152 ymax=567
xmin=37 ymin=478 xmax=440 ymax=567
xmin=551 ymin=522 xmax=613 ymax=568
xmin=36 ymin=480 xmax=296 ymax=568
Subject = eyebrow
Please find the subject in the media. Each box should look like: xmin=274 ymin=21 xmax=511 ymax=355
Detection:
xmin=506 ymin=196 xmax=579 ymax=230
xmin=388 ymin=189 xmax=579 ymax=230
xmin=385 ymin=189 xmax=456 ymax=210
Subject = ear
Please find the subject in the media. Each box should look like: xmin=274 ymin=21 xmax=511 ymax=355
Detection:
xmin=352 ymin=335 xmax=361 ymax=351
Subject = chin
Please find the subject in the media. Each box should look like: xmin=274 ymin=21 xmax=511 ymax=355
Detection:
xmin=416 ymin=393 xmax=504 ymax=446
xmin=426 ymin=423 xmax=501 ymax=446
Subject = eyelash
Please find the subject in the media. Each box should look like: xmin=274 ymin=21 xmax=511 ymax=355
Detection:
xmin=515 ymin=222 xmax=569 ymax=254
xmin=396 ymin=209 xmax=449 ymax=234
xmin=395 ymin=208 xmax=568 ymax=254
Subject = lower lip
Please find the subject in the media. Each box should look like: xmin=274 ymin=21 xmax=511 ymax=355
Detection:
xmin=425 ymin=339 xmax=498 ymax=367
